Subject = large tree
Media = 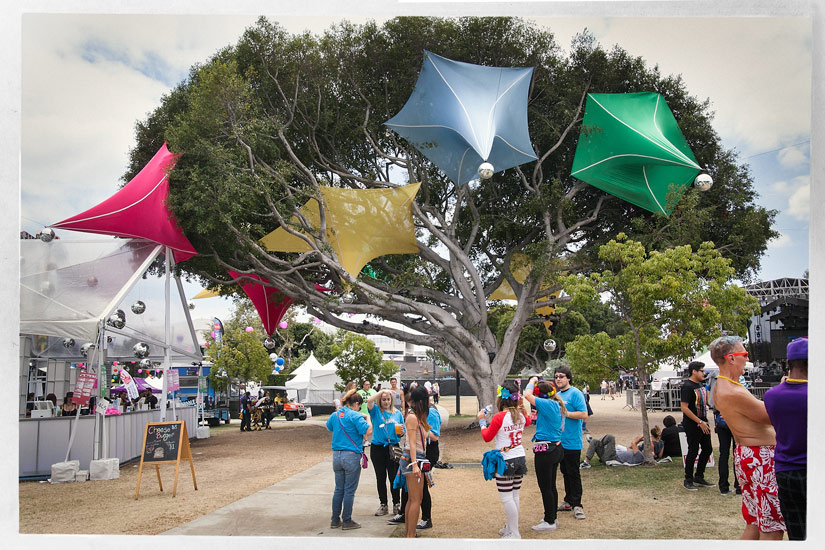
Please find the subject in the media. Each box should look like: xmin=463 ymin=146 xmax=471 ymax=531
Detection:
xmin=563 ymin=234 xmax=760 ymax=464
xmin=127 ymin=17 xmax=776 ymax=407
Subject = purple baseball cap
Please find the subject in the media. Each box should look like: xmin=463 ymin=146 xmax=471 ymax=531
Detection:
xmin=787 ymin=337 xmax=808 ymax=361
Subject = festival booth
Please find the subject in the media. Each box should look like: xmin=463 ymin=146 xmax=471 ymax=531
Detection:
xmin=19 ymin=144 xmax=202 ymax=478
xmin=284 ymin=352 xmax=342 ymax=406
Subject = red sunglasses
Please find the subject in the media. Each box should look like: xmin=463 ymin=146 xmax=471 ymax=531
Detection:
xmin=724 ymin=351 xmax=749 ymax=358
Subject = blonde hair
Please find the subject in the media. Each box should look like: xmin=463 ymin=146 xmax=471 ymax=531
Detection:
xmin=377 ymin=389 xmax=395 ymax=412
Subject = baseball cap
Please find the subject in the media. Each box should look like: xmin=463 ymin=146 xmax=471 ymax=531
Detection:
xmin=787 ymin=337 xmax=808 ymax=361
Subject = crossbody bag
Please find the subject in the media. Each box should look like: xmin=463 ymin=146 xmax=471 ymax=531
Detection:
xmin=379 ymin=411 xmax=403 ymax=462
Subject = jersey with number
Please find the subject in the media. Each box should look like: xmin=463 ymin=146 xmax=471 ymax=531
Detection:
xmin=481 ymin=410 xmax=531 ymax=460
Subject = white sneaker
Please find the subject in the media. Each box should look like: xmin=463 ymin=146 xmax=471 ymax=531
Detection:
xmin=499 ymin=525 xmax=508 ymax=535
xmin=605 ymin=460 xmax=623 ymax=467
xmin=532 ymin=520 xmax=558 ymax=531
xmin=501 ymin=531 xmax=521 ymax=539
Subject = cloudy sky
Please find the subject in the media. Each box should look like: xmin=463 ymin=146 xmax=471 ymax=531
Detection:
xmin=11 ymin=6 xmax=814 ymax=324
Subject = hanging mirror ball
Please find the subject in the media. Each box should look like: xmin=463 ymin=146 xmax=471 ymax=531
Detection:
xmin=107 ymin=314 xmax=125 ymax=329
xmin=542 ymin=338 xmax=557 ymax=352
xmin=131 ymin=301 xmax=146 ymax=314
xmin=133 ymin=342 xmax=150 ymax=358
xmin=340 ymin=292 xmax=356 ymax=305
xmin=87 ymin=275 xmax=98 ymax=287
xmin=693 ymin=173 xmax=713 ymax=192
xmin=264 ymin=338 xmax=276 ymax=349
xmin=62 ymin=338 xmax=75 ymax=349
xmin=80 ymin=342 xmax=94 ymax=357
xmin=477 ymin=162 xmax=495 ymax=180
xmin=139 ymin=358 xmax=151 ymax=369
xmin=39 ymin=227 xmax=56 ymax=242
xmin=269 ymin=353 xmax=278 ymax=362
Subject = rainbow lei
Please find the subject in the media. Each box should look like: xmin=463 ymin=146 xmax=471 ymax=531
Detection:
xmin=533 ymin=380 xmax=556 ymax=399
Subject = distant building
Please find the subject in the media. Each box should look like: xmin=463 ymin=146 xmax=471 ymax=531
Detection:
xmin=745 ymin=278 xmax=808 ymax=365
xmin=366 ymin=333 xmax=445 ymax=379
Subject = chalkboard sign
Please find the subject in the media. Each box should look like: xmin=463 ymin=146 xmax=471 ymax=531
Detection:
xmin=136 ymin=421 xmax=198 ymax=498
xmin=142 ymin=422 xmax=182 ymax=463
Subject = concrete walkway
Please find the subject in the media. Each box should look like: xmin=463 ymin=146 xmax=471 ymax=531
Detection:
xmin=162 ymin=454 xmax=399 ymax=537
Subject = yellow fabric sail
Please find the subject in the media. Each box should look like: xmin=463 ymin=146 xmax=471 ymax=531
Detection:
xmin=260 ymin=183 xmax=422 ymax=277
xmin=489 ymin=253 xmax=557 ymax=335
xmin=192 ymin=288 xmax=221 ymax=299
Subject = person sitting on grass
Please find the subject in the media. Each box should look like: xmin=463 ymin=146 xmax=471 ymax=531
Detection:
xmin=660 ymin=415 xmax=683 ymax=458
xmin=579 ymin=433 xmax=646 ymax=468
xmin=637 ymin=426 xmax=666 ymax=460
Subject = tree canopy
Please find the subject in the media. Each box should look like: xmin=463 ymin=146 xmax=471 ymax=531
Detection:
xmin=562 ymin=234 xmax=760 ymax=463
xmin=127 ymin=16 xmax=776 ymax=406
xmin=331 ymin=332 xmax=398 ymax=391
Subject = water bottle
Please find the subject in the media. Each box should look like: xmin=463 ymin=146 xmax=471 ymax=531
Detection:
xmin=481 ymin=404 xmax=493 ymax=415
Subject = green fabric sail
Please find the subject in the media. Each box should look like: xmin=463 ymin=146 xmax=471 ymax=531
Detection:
xmin=570 ymin=92 xmax=702 ymax=215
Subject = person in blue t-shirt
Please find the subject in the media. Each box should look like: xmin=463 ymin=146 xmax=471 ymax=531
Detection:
xmin=366 ymin=389 xmax=404 ymax=517
xmin=553 ymin=366 xmax=588 ymax=520
xmin=523 ymin=377 xmax=567 ymax=531
xmin=326 ymin=389 xmax=372 ymax=530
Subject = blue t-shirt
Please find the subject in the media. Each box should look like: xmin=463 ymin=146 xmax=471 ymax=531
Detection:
xmin=369 ymin=406 xmax=404 ymax=446
xmin=427 ymin=406 xmax=442 ymax=438
xmin=326 ymin=406 xmax=370 ymax=452
xmin=533 ymin=397 xmax=563 ymax=442
xmin=559 ymin=387 xmax=586 ymax=450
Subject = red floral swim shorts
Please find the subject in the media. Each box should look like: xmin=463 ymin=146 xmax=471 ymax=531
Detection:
xmin=734 ymin=445 xmax=786 ymax=533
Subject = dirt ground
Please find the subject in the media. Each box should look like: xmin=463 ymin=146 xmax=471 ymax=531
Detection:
xmin=19 ymin=394 xmax=745 ymax=538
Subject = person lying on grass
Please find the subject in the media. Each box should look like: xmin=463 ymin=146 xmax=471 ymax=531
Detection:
xmin=578 ymin=429 xmax=662 ymax=468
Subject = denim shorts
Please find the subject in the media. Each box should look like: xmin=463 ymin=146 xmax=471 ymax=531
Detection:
xmin=399 ymin=451 xmax=427 ymax=475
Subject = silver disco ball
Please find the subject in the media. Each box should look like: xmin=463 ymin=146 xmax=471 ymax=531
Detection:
xmin=39 ymin=228 xmax=55 ymax=242
xmin=139 ymin=358 xmax=152 ymax=369
xmin=693 ymin=173 xmax=713 ymax=192
xmin=133 ymin=342 xmax=150 ymax=359
xmin=542 ymin=338 xmax=557 ymax=353
xmin=340 ymin=292 xmax=356 ymax=305
xmin=87 ymin=276 xmax=99 ymax=287
xmin=131 ymin=301 xmax=146 ymax=315
xmin=264 ymin=338 xmax=276 ymax=349
xmin=478 ymin=162 xmax=495 ymax=180
xmin=62 ymin=338 xmax=75 ymax=349
xmin=107 ymin=313 xmax=126 ymax=330
xmin=80 ymin=342 xmax=95 ymax=358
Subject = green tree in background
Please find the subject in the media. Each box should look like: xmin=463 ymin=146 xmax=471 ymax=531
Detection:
xmin=204 ymin=299 xmax=271 ymax=391
xmin=127 ymin=17 xmax=776 ymax=408
xmin=332 ymin=333 xmax=398 ymax=391
xmin=562 ymin=234 xmax=760 ymax=464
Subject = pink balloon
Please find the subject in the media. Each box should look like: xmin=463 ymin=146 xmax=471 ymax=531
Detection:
xmin=112 ymin=361 xmax=119 ymax=366
xmin=137 ymin=369 xmax=142 ymax=373
xmin=313 ymin=317 xmax=321 ymax=324
xmin=211 ymin=331 xmax=216 ymax=338
xmin=245 ymin=326 xmax=254 ymax=332
xmin=279 ymin=321 xmax=288 ymax=329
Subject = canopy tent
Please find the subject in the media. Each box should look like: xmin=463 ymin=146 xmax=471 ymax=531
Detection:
xmin=50 ymin=143 xmax=197 ymax=263
xmin=386 ymin=51 xmax=537 ymax=187
xmin=21 ymin=238 xmax=202 ymax=362
xmin=570 ymin=92 xmax=702 ymax=215
xmin=285 ymin=353 xmax=342 ymax=405
xmin=260 ymin=183 xmax=421 ymax=278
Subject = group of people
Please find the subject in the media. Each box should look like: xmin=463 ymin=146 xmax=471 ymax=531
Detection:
xmin=240 ymin=390 xmax=285 ymax=431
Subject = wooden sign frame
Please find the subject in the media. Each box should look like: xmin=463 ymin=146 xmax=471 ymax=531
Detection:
xmin=135 ymin=421 xmax=198 ymax=499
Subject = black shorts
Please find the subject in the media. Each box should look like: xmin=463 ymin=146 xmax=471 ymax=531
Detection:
xmin=502 ymin=456 xmax=528 ymax=477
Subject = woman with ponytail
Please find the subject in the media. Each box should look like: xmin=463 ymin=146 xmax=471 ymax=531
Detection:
xmin=477 ymin=380 xmax=531 ymax=539
xmin=399 ymin=386 xmax=431 ymax=538
xmin=523 ymin=376 xmax=567 ymax=531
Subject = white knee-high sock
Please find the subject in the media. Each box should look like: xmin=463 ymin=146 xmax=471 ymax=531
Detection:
xmin=496 ymin=477 xmax=519 ymax=536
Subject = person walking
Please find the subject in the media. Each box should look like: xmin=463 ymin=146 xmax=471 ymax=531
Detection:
xmin=366 ymin=389 xmax=403 ymax=517
xmin=680 ymin=361 xmax=714 ymax=490
xmin=523 ymin=377 xmax=566 ymax=532
xmin=764 ymin=337 xmax=807 ymax=540
xmin=600 ymin=379 xmax=607 ymax=400
xmin=326 ymin=388 xmax=372 ymax=531
xmin=711 ymin=335 xmax=785 ymax=540
xmin=477 ymin=380 xmax=530 ymax=538
xmin=240 ymin=391 xmax=252 ymax=432
xmin=554 ymin=367 xmax=588 ymax=520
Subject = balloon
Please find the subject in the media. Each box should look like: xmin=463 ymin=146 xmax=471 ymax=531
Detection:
xmin=269 ymin=353 xmax=278 ymax=361
xmin=137 ymin=369 xmax=142 ymax=374
xmin=211 ymin=331 xmax=216 ymax=338
xmin=279 ymin=321 xmax=288 ymax=329
xmin=313 ymin=317 xmax=321 ymax=324
xmin=131 ymin=301 xmax=146 ymax=314
xmin=276 ymin=357 xmax=284 ymax=366
xmin=245 ymin=326 xmax=254 ymax=332
xmin=204 ymin=341 xmax=210 ymax=347
xmin=112 ymin=361 xmax=118 ymax=366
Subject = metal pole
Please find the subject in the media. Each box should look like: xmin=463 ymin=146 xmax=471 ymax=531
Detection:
xmin=160 ymin=247 xmax=171 ymax=421
xmin=455 ymin=370 xmax=460 ymax=415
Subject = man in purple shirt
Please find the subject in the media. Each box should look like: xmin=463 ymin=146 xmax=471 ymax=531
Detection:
xmin=764 ymin=337 xmax=807 ymax=540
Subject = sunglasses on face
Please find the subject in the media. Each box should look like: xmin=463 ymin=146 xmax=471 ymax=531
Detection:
xmin=724 ymin=351 xmax=749 ymax=358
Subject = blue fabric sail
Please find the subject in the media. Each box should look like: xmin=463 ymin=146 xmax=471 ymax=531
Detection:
xmin=386 ymin=51 xmax=537 ymax=186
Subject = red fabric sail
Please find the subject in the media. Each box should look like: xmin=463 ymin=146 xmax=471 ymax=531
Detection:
xmin=51 ymin=143 xmax=198 ymax=262
xmin=228 ymin=270 xmax=332 ymax=335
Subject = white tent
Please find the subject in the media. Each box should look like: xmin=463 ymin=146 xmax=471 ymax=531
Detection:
xmin=285 ymin=353 xmax=342 ymax=404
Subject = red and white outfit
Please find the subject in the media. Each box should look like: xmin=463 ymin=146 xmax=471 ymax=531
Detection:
xmin=734 ymin=445 xmax=786 ymax=533
xmin=481 ymin=410 xmax=531 ymax=538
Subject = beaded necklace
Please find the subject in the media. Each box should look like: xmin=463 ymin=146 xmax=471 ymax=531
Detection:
xmin=718 ymin=375 xmax=743 ymax=387
xmin=785 ymin=378 xmax=808 ymax=383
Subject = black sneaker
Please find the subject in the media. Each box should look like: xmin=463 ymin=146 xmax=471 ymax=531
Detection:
xmin=684 ymin=480 xmax=698 ymax=491
xmin=693 ymin=478 xmax=715 ymax=488
xmin=341 ymin=520 xmax=361 ymax=530
xmin=387 ymin=514 xmax=405 ymax=525
xmin=416 ymin=519 xmax=433 ymax=530
xmin=720 ymin=489 xmax=733 ymax=495
xmin=330 ymin=519 xmax=341 ymax=528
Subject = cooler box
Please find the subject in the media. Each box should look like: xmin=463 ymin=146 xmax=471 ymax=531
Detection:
xmin=49 ymin=460 xmax=80 ymax=483
xmin=90 ymin=458 xmax=120 ymax=480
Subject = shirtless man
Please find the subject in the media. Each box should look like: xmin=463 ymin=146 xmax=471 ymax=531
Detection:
xmin=710 ymin=335 xmax=785 ymax=540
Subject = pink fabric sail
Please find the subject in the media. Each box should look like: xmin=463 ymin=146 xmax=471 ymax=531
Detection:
xmin=228 ymin=270 xmax=332 ymax=335
xmin=52 ymin=143 xmax=198 ymax=262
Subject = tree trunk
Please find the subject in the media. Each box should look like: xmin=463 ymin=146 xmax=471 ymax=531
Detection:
xmin=634 ymin=329 xmax=655 ymax=465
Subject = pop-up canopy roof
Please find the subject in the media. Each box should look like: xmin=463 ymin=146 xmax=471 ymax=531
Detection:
xmin=51 ymin=143 xmax=198 ymax=262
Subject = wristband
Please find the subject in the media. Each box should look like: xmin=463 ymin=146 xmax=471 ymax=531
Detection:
xmin=525 ymin=382 xmax=535 ymax=393
xmin=479 ymin=418 xmax=488 ymax=428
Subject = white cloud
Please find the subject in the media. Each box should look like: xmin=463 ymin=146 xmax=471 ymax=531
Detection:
xmin=786 ymin=180 xmax=811 ymax=222
xmin=777 ymin=145 xmax=809 ymax=168
xmin=768 ymin=233 xmax=792 ymax=249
